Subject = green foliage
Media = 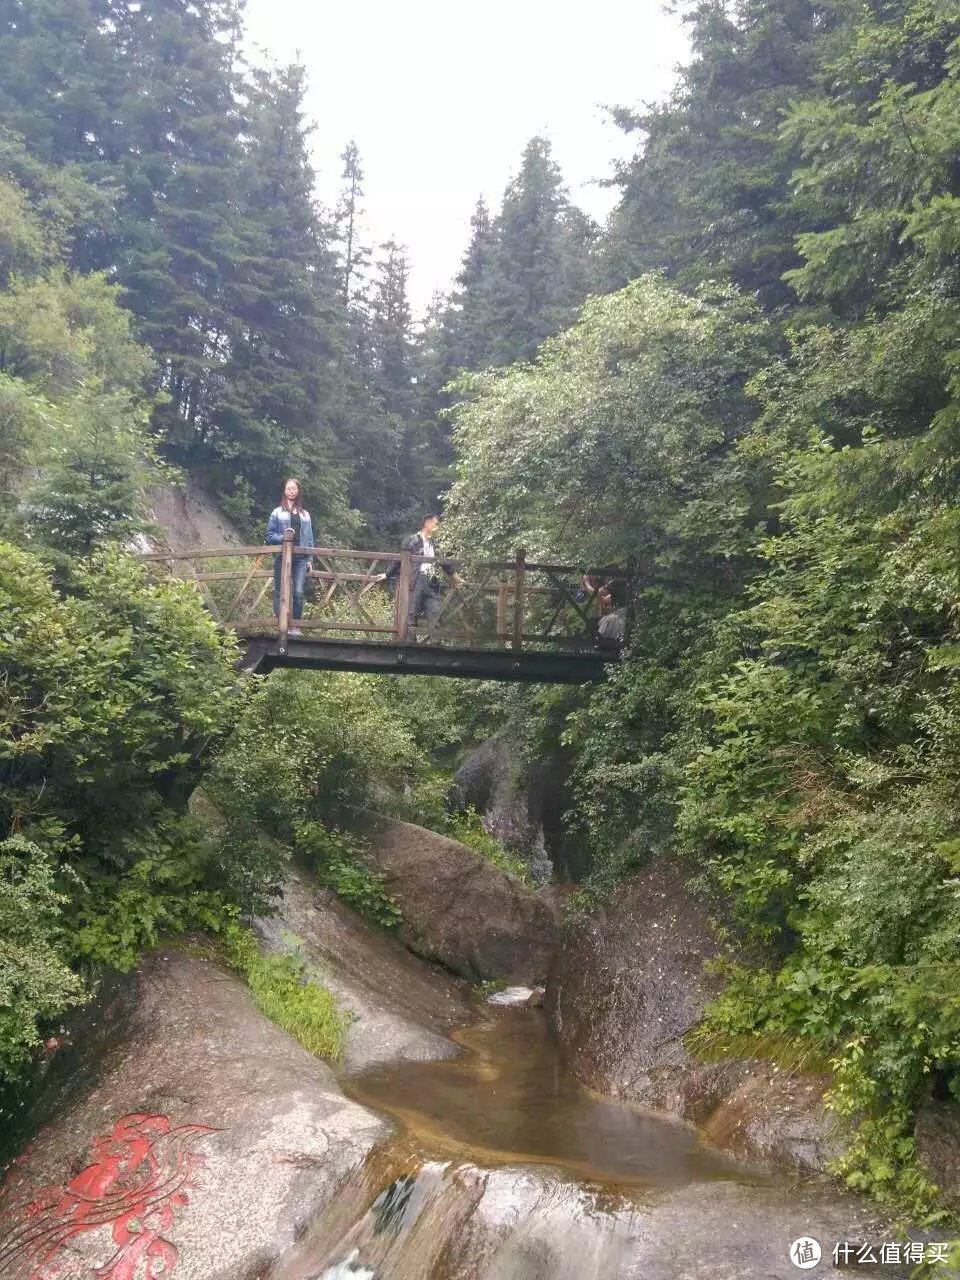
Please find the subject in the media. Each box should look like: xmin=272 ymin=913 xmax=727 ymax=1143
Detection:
xmin=68 ymin=823 xmax=236 ymax=972
xmin=219 ymin=922 xmax=348 ymax=1060
xmin=435 ymin=137 xmax=599 ymax=378
xmin=445 ymin=807 xmax=531 ymax=883
xmin=204 ymin=669 xmax=443 ymax=839
xmin=446 ymin=275 xmax=769 ymax=569
xmin=0 ymin=541 xmax=242 ymax=1079
xmin=0 ymin=837 xmax=86 ymax=1080
xmin=604 ymin=0 xmax=830 ymax=310
xmin=294 ymin=822 xmax=402 ymax=930
xmin=0 ymin=178 xmax=162 ymax=555
xmin=203 ymin=669 xmax=471 ymax=917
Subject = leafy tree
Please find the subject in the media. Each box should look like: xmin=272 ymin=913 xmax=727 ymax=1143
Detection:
xmin=447 ymin=275 xmax=769 ymax=569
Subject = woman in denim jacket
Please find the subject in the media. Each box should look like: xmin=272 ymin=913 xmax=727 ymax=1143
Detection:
xmin=266 ymin=478 xmax=314 ymax=635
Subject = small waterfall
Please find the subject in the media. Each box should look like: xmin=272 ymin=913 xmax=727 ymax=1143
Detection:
xmin=312 ymin=1250 xmax=378 ymax=1280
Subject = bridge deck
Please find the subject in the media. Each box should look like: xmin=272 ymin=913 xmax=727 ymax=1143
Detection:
xmin=240 ymin=634 xmax=613 ymax=683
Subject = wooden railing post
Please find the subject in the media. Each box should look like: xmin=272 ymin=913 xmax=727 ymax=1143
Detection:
xmin=278 ymin=529 xmax=294 ymax=651
xmin=622 ymin=556 xmax=639 ymax=651
xmin=496 ymin=580 xmax=509 ymax=638
xmin=395 ymin=549 xmax=412 ymax=641
xmin=512 ymin=548 xmax=526 ymax=652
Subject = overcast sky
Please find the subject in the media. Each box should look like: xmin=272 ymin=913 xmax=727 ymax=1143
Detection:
xmin=242 ymin=1 xmax=689 ymax=315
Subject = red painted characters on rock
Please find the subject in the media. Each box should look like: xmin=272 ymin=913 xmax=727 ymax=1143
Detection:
xmin=0 ymin=1112 xmax=218 ymax=1279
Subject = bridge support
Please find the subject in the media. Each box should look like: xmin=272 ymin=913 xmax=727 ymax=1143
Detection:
xmin=242 ymin=638 xmax=611 ymax=684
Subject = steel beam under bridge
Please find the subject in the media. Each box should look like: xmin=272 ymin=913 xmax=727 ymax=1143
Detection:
xmin=241 ymin=637 xmax=613 ymax=683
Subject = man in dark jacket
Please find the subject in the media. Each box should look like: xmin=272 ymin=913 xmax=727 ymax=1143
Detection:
xmin=383 ymin=514 xmax=460 ymax=640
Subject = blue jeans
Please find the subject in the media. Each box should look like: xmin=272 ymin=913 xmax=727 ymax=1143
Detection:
xmin=273 ymin=554 xmax=309 ymax=621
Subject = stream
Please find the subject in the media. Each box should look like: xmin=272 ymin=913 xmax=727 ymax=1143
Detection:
xmin=264 ymin=1004 xmax=905 ymax=1280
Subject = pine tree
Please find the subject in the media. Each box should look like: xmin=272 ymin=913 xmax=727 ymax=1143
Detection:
xmin=95 ymin=0 xmax=246 ymax=457
xmin=441 ymin=138 xmax=597 ymax=372
xmin=604 ymin=0 xmax=834 ymax=312
xmin=211 ymin=61 xmax=351 ymax=528
xmin=440 ymin=196 xmax=498 ymax=376
xmin=334 ymin=139 xmax=371 ymax=307
xmin=368 ymin=239 xmax=414 ymax=414
xmin=0 ymin=0 xmax=115 ymax=166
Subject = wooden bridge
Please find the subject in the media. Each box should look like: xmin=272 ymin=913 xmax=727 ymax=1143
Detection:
xmin=142 ymin=531 xmax=633 ymax=683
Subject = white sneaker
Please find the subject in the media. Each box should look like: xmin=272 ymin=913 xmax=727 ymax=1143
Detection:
xmin=288 ymin=628 xmax=303 ymax=637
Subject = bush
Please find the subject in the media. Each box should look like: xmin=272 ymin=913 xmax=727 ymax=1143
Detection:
xmin=0 ymin=542 xmax=242 ymax=1080
xmin=295 ymin=822 xmax=402 ymax=930
xmin=0 ymin=837 xmax=86 ymax=1080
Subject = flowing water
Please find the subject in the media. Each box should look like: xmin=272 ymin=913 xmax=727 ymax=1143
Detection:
xmin=261 ymin=1007 xmax=897 ymax=1280
xmin=341 ymin=1008 xmax=756 ymax=1188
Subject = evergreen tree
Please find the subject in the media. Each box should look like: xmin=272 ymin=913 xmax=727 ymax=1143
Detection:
xmin=440 ymin=196 xmax=498 ymax=375
xmin=487 ymin=136 xmax=598 ymax=365
xmin=428 ymin=138 xmax=598 ymax=383
xmin=334 ymin=139 xmax=371 ymax=307
xmin=368 ymin=239 xmax=414 ymax=415
xmin=101 ymin=0 xmax=245 ymax=455
xmin=348 ymin=240 xmax=416 ymax=536
xmin=211 ymin=62 xmax=351 ymax=529
xmin=605 ymin=0 xmax=834 ymax=312
xmin=0 ymin=0 xmax=115 ymax=166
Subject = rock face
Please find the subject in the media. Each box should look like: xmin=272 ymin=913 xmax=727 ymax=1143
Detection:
xmin=364 ymin=815 xmax=559 ymax=985
xmin=547 ymin=856 xmax=838 ymax=1174
xmin=916 ymin=1098 xmax=960 ymax=1216
xmin=256 ymin=864 xmax=475 ymax=1073
xmin=0 ymin=950 xmax=387 ymax=1280
xmin=144 ymin=477 xmax=245 ymax=552
xmin=452 ymin=733 xmax=586 ymax=882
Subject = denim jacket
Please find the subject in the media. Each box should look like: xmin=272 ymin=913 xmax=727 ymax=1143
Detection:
xmin=266 ymin=506 xmax=315 ymax=549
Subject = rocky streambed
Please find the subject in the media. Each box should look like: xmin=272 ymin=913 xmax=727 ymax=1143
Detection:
xmin=0 ymin=821 xmax=924 ymax=1280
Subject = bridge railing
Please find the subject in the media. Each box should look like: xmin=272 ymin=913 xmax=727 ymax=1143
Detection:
xmin=141 ymin=531 xmax=629 ymax=653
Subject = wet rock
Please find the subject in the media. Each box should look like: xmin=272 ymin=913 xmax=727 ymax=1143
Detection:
xmin=256 ymin=864 xmax=474 ymax=1073
xmin=0 ymin=949 xmax=387 ymax=1280
xmin=916 ymin=1098 xmax=960 ymax=1216
xmin=547 ymin=856 xmax=838 ymax=1174
xmin=363 ymin=815 xmax=558 ymax=985
xmin=485 ymin=985 xmax=539 ymax=1006
xmin=266 ymin=1139 xmax=905 ymax=1280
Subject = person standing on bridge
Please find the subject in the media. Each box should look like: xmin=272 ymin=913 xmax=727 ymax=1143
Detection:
xmin=381 ymin=514 xmax=461 ymax=640
xmin=266 ymin=478 xmax=314 ymax=637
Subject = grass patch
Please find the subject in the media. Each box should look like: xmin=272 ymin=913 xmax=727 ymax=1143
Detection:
xmin=219 ymin=923 xmax=348 ymax=1060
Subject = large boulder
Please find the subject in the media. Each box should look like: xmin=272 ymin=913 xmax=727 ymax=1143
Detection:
xmin=547 ymin=856 xmax=838 ymax=1173
xmin=0 ymin=949 xmax=387 ymax=1280
xmin=363 ymin=815 xmax=559 ymax=985
xmin=256 ymin=864 xmax=475 ymax=1073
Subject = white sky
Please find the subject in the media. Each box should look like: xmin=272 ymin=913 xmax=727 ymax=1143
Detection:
xmin=242 ymin=0 xmax=689 ymax=315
